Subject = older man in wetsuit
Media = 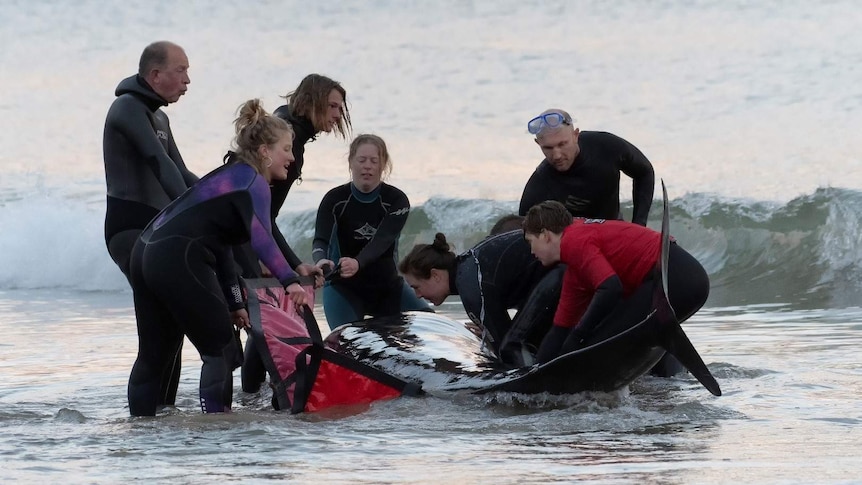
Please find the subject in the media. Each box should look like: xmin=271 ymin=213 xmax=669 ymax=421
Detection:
xmin=518 ymin=109 xmax=655 ymax=226
xmin=102 ymin=41 xmax=197 ymax=407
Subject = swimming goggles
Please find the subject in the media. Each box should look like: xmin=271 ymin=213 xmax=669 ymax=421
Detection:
xmin=527 ymin=112 xmax=573 ymax=135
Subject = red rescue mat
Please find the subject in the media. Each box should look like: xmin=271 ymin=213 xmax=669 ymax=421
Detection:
xmin=244 ymin=279 xmax=421 ymax=413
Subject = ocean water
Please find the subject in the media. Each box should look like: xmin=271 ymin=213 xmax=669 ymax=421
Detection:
xmin=1 ymin=1 xmax=861 ymax=483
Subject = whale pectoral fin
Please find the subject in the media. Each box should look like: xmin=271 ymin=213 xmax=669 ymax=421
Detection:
xmin=659 ymin=323 xmax=722 ymax=396
xmin=651 ymin=278 xmax=721 ymax=396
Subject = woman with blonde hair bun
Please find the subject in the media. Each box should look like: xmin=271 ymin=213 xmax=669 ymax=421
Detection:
xmin=126 ymin=99 xmax=308 ymax=416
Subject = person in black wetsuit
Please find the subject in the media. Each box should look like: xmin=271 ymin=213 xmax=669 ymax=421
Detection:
xmin=399 ymin=229 xmax=563 ymax=365
xmin=102 ymin=41 xmax=198 ymax=407
xmin=271 ymin=73 xmax=352 ymax=235
xmin=518 ymin=109 xmax=655 ymax=226
xmin=127 ymin=99 xmax=308 ymax=416
xmin=235 ymin=73 xmax=353 ymax=276
xmin=238 ymin=74 xmax=351 ymax=392
xmin=312 ymin=134 xmax=431 ymax=330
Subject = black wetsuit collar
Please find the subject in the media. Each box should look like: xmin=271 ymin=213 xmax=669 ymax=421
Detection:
xmin=274 ymin=104 xmax=318 ymax=145
xmin=349 ymin=182 xmax=383 ymax=202
xmin=292 ymin=114 xmax=317 ymax=145
xmin=115 ymin=74 xmax=167 ymax=111
xmin=448 ymin=260 xmax=459 ymax=296
xmin=542 ymin=153 xmax=582 ymax=174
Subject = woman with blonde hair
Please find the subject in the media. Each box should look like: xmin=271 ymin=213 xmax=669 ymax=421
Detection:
xmin=127 ymin=99 xmax=307 ymax=416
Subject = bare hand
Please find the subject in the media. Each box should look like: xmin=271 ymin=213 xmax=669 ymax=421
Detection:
xmin=285 ymin=282 xmax=307 ymax=307
xmin=465 ymin=321 xmax=484 ymax=338
xmin=231 ymin=309 xmax=250 ymax=330
xmin=297 ymin=263 xmax=325 ymax=289
xmin=337 ymin=257 xmax=359 ymax=278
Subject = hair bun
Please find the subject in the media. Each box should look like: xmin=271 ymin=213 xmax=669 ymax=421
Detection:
xmin=432 ymin=233 xmax=449 ymax=251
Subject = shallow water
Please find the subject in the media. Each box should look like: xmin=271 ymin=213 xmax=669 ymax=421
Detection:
xmin=2 ymin=0 xmax=861 ymax=482
xmin=1 ymin=290 xmax=860 ymax=484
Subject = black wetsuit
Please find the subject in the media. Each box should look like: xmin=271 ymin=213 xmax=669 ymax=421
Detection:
xmin=103 ymin=74 xmax=198 ymax=275
xmin=127 ymin=162 xmax=299 ymax=416
xmin=450 ymin=230 xmax=562 ymax=362
xmin=271 ymin=104 xmax=316 ymax=264
xmin=518 ymin=131 xmax=655 ymax=226
xmin=313 ymin=183 xmax=429 ymax=329
xmin=102 ymin=74 xmax=198 ymax=406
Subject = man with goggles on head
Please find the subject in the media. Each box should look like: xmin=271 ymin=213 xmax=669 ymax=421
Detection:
xmin=518 ymin=109 xmax=655 ymax=227
xmin=517 ymin=109 xmax=683 ymax=376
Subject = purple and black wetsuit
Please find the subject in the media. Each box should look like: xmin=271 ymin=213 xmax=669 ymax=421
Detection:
xmin=127 ymin=161 xmax=299 ymax=416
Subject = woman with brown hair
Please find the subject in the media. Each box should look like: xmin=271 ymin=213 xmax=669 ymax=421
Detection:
xmin=240 ymin=74 xmax=352 ymax=390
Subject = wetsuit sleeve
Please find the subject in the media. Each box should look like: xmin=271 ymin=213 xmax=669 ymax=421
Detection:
xmin=109 ymin=97 xmax=191 ymax=199
xmin=270 ymin=178 xmax=290 ymax=222
xmin=574 ymin=275 xmax=622 ymax=334
xmin=456 ymin=256 xmax=511 ymax=345
xmin=354 ymin=187 xmax=410 ymax=269
xmin=167 ymin=136 xmax=199 ymax=187
xmin=248 ymin=177 xmax=299 ymax=287
xmin=182 ymin=167 xmax=199 ymax=187
xmin=616 ymin=138 xmax=655 ymax=226
xmin=553 ymin=232 xmax=616 ymax=327
xmin=269 ymin=179 xmax=303 ymax=265
xmin=553 ymin=269 xmax=591 ymax=328
xmin=312 ymin=190 xmax=337 ymax=264
xmin=267 ymin=176 xmax=303 ymax=268
xmin=518 ymin=168 xmax=543 ymax=216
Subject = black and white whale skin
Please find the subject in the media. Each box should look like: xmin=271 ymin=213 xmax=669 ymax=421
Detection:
xmin=323 ymin=306 xmax=717 ymax=397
